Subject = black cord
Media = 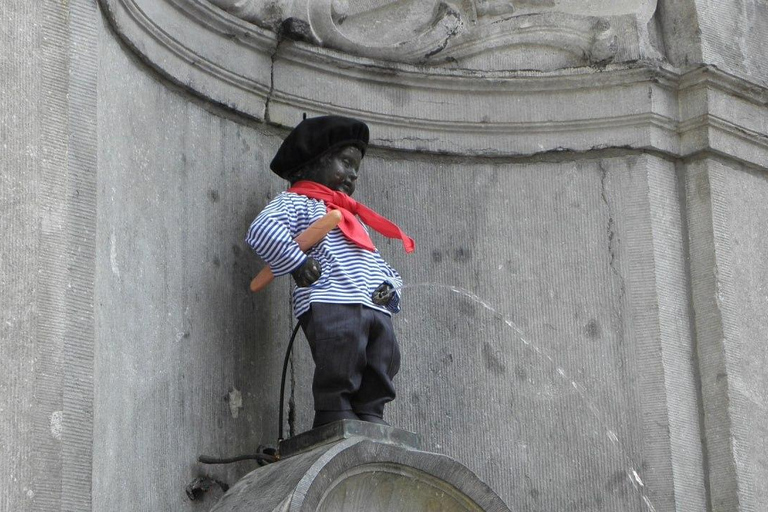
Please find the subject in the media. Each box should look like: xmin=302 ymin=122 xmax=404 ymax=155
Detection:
xmin=279 ymin=322 xmax=302 ymax=442
xmin=198 ymin=453 xmax=276 ymax=464
xmin=201 ymin=285 xmax=402 ymax=473
xmin=196 ymin=324 xmax=300 ymax=468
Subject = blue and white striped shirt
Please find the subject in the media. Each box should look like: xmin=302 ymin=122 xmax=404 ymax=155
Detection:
xmin=246 ymin=192 xmax=403 ymax=318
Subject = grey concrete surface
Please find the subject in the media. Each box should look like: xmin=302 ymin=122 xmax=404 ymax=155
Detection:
xmin=1 ymin=1 xmax=98 ymax=511
xmin=287 ymin=152 xmax=703 ymax=511
xmin=656 ymin=0 xmax=703 ymax=67
xmin=686 ymin=157 xmax=768 ymax=512
xmin=695 ymin=0 xmax=768 ymax=88
xmin=1 ymin=5 xmax=45 ymax=510
xmin=93 ymin=15 xmax=292 ymax=511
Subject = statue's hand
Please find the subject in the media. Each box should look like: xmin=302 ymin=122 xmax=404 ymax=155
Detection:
xmin=292 ymin=257 xmax=321 ymax=287
xmin=371 ymin=282 xmax=395 ymax=306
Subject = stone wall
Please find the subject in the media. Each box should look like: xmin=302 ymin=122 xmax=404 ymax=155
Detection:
xmin=686 ymin=157 xmax=768 ymax=511
xmin=94 ymin=18 xmax=296 ymax=508
xmin=696 ymin=0 xmax=768 ymax=88
xmin=2 ymin=0 xmax=767 ymax=511
xmin=292 ymin=152 xmax=706 ymax=510
xmin=1 ymin=2 xmax=97 ymax=511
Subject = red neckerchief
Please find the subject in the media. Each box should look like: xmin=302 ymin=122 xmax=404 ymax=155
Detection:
xmin=287 ymin=181 xmax=415 ymax=254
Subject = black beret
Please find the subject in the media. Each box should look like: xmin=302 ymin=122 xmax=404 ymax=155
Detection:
xmin=270 ymin=115 xmax=369 ymax=179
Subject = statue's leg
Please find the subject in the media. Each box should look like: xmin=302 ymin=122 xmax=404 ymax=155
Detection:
xmin=300 ymin=303 xmax=366 ymax=428
xmin=351 ymin=308 xmax=401 ymax=425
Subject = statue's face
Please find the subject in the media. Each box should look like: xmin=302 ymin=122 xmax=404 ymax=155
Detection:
xmin=310 ymin=146 xmax=363 ymax=196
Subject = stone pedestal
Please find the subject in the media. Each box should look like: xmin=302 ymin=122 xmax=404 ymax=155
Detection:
xmin=210 ymin=420 xmax=510 ymax=512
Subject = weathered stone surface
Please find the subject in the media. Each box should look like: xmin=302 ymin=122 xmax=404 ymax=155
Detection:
xmin=211 ymin=423 xmax=510 ymax=512
xmin=686 ymin=157 xmax=768 ymax=512
xmin=1 ymin=1 xmax=98 ymax=511
xmin=696 ymin=0 xmax=768 ymax=88
xmin=658 ymin=0 xmax=768 ymax=88
xmin=100 ymin=0 xmax=275 ymax=120
xmin=212 ymin=0 xmax=661 ymax=69
xmin=90 ymin=44 xmax=713 ymax=508
xmin=1 ymin=6 xmax=44 ymax=510
xmin=279 ymin=418 xmax=421 ymax=458
xmin=305 ymin=2 xmax=661 ymax=68
xmin=99 ymin=0 xmax=768 ymax=168
xmin=655 ymin=0 xmax=702 ymax=67
xmin=287 ymin=152 xmax=704 ymax=511
xmin=92 ymin=15 xmax=292 ymax=511
xmin=3 ymin=1 xmax=768 ymax=511
xmin=208 ymin=0 xmax=290 ymax=29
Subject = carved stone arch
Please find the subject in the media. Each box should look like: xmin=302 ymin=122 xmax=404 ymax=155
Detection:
xmin=100 ymin=0 xmax=768 ymax=168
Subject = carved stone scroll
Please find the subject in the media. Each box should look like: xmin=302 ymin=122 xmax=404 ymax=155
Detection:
xmin=207 ymin=0 xmax=289 ymax=29
xmin=306 ymin=1 xmax=470 ymax=64
xmin=206 ymin=0 xmax=659 ymax=68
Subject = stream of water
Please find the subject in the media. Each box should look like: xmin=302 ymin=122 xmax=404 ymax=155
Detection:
xmin=396 ymin=282 xmax=657 ymax=512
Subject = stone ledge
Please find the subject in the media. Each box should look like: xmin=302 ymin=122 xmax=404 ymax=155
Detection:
xmin=211 ymin=421 xmax=510 ymax=512
xmin=279 ymin=420 xmax=421 ymax=459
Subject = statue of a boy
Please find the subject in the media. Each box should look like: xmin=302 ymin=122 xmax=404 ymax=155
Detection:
xmin=246 ymin=116 xmax=415 ymax=428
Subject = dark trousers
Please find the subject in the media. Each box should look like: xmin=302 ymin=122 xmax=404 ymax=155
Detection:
xmin=299 ymin=303 xmax=400 ymax=426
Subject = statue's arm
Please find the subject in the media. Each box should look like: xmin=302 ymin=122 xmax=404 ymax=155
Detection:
xmin=245 ymin=195 xmax=308 ymax=278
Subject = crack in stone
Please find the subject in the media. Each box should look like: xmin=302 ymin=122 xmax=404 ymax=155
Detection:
xmin=377 ymin=136 xmax=441 ymax=144
xmin=266 ymin=18 xmax=317 ymax=122
xmin=599 ymin=161 xmax=617 ymax=270
xmin=264 ymin=39 xmax=280 ymax=123
xmin=599 ymin=160 xmax=626 ymax=311
xmin=423 ymin=6 xmax=463 ymax=60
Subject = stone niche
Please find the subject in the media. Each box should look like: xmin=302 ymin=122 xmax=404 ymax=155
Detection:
xmin=94 ymin=1 xmax=768 ymax=511
xmin=209 ymin=0 xmax=662 ymax=70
